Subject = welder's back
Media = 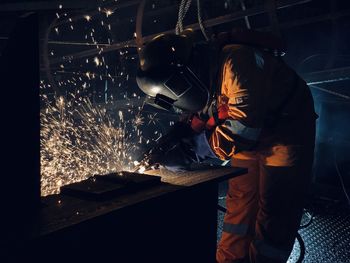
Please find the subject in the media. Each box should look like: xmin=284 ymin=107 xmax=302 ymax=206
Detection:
xmin=215 ymin=45 xmax=316 ymax=263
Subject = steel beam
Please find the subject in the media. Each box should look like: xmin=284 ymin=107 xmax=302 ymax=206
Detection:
xmin=265 ymin=9 xmax=350 ymax=30
xmin=50 ymin=0 xmax=311 ymax=64
xmin=45 ymin=9 xmax=350 ymax=48
xmin=0 ymin=0 xmax=102 ymax=11
xmin=303 ymin=66 xmax=350 ymax=85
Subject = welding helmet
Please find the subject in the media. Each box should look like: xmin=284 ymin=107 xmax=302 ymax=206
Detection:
xmin=136 ymin=31 xmax=209 ymax=113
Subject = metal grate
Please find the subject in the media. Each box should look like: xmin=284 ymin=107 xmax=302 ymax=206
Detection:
xmin=289 ymin=209 xmax=350 ymax=263
xmin=217 ymin=197 xmax=350 ymax=263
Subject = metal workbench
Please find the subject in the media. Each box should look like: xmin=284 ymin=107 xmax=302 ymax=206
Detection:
xmin=6 ymin=167 xmax=247 ymax=263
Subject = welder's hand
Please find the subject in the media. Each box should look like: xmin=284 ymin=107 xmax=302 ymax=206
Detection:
xmin=205 ymin=104 xmax=229 ymax=130
xmin=149 ymin=141 xmax=197 ymax=172
xmin=146 ymin=150 xmax=164 ymax=168
xmin=190 ymin=113 xmax=209 ymax=133
xmin=136 ymin=121 xmax=199 ymax=172
xmin=191 ymin=131 xmax=218 ymax=160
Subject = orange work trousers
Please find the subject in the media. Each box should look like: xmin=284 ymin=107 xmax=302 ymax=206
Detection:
xmin=217 ymin=123 xmax=315 ymax=263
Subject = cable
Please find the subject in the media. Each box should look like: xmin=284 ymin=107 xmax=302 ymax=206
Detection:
xmin=295 ymin=232 xmax=305 ymax=263
xmin=217 ymin=204 xmax=227 ymax=213
xmin=239 ymin=0 xmax=251 ymax=29
xmin=299 ymin=209 xmax=314 ymax=229
xmin=175 ymin=0 xmax=185 ymax=34
xmin=334 ymin=152 xmax=350 ymax=206
xmin=135 ymin=0 xmax=146 ymax=52
xmin=175 ymin=0 xmax=209 ymax=41
xmin=196 ymin=0 xmax=209 ymax=40
xmin=176 ymin=0 xmax=192 ymax=35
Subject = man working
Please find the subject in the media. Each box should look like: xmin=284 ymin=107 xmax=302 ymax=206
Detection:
xmin=136 ymin=29 xmax=317 ymax=263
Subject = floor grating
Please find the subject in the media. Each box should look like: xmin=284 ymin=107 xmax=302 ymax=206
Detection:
xmin=217 ymin=195 xmax=350 ymax=263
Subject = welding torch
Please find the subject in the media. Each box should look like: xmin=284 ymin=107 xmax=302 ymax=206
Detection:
xmin=133 ymin=121 xmax=194 ymax=172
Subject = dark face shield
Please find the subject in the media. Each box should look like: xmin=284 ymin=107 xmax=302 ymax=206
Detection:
xmin=136 ymin=65 xmax=209 ymax=113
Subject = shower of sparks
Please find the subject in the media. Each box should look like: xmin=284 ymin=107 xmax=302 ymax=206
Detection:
xmin=40 ymin=94 xmax=142 ymax=196
xmin=41 ymin=4 xmax=172 ymax=196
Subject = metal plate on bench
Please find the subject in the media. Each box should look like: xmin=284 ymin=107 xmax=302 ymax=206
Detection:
xmin=95 ymin=171 xmax=161 ymax=188
xmin=60 ymin=172 xmax=161 ymax=201
xmin=60 ymin=178 xmax=126 ymax=201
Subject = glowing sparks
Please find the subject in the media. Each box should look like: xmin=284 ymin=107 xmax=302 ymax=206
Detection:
xmin=40 ymin=7 xmax=166 ymax=195
xmin=148 ymin=113 xmax=159 ymax=125
xmin=133 ymin=114 xmax=144 ymax=127
xmin=104 ymin=9 xmax=114 ymax=17
xmin=118 ymin=110 xmax=124 ymax=122
xmin=94 ymin=57 xmax=100 ymax=66
xmin=40 ymin=94 xmax=142 ymax=196
xmin=138 ymin=166 xmax=146 ymax=174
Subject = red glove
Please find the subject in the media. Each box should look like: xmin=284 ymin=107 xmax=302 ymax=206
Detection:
xmin=190 ymin=114 xmax=207 ymax=133
xmin=205 ymin=104 xmax=229 ymax=130
xmin=190 ymin=104 xmax=229 ymax=132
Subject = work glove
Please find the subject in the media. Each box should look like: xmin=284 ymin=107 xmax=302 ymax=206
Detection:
xmin=190 ymin=103 xmax=230 ymax=133
xmin=190 ymin=113 xmax=209 ymax=133
xmin=138 ymin=121 xmax=196 ymax=172
xmin=205 ymin=104 xmax=229 ymax=130
xmin=147 ymin=139 xmax=198 ymax=172
xmin=191 ymin=131 xmax=218 ymax=160
xmin=147 ymin=130 xmax=222 ymax=172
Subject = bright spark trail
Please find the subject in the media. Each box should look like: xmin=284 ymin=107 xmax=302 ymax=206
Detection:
xmin=40 ymin=93 xmax=145 ymax=196
xmin=40 ymin=1 xmax=165 ymax=196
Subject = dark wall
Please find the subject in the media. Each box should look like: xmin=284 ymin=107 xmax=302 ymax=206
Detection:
xmin=0 ymin=14 xmax=40 ymax=243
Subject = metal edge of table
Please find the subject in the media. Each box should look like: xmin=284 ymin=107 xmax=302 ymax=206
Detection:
xmin=37 ymin=166 xmax=247 ymax=237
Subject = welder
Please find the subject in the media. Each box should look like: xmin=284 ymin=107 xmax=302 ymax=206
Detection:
xmin=136 ymin=28 xmax=317 ymax=263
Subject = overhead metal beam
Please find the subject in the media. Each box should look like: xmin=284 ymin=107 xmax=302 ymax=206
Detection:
xmin=303 ymin=66 xmax=350 ymax=85
xmin=0 ymin=0 xmax=102 ymax=11
xmin=309 ymin=85 xmax=350 ymax=100
xmin=266 ymin=9 xmax=350 ymax=30
xmin=50 ymin=0 xmax=311 ymax=64
xmin=44 ymin=9 xmax=350 ymax=48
